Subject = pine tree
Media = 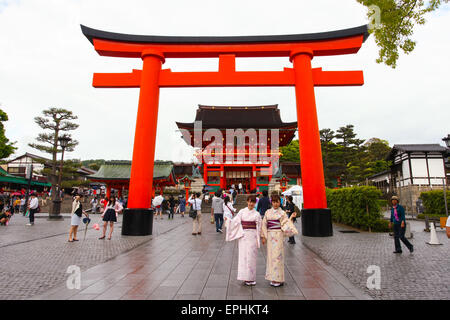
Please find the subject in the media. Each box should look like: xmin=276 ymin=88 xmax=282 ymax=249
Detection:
xmin=29 ymin=108 xmax=79 ymax=197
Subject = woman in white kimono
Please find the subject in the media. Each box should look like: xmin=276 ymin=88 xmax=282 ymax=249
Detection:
xmin=261 ymin=194 xmax=296 ymax=287
xmin=226 ymin=195 xmax=262 ymax=286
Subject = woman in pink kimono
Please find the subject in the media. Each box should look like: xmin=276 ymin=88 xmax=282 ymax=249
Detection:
xmin=261 ymin=194 xmax=296 ymax=287
xmin=226 ymin=195 xmax=262 ymax=286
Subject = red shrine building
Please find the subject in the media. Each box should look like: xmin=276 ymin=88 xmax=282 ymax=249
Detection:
xmin=176 ymin=105 xmax=297 ymax=193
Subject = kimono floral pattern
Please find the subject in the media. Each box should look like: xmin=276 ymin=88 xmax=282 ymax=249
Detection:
xmin=261 ymin=207 xmax=289 ymax=282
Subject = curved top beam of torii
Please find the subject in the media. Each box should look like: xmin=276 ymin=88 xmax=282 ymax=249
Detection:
xmin=80 ymin=24 xmax=369 ymax=59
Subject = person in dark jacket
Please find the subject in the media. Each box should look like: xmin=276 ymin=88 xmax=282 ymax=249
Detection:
xmin=168 ymin=195 xmax=175 ymax=219
xmin=389 ymin=196 xmax=413 ymax=254
xmin=161 ymin=197 xmax=169 ymax=219
xmin=285 ymin=196 xmax=297 ymax=244
xmin=256 ymin=190 xmax=271 ymax=217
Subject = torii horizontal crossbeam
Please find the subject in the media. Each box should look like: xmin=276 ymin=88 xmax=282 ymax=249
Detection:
xmin=93 ymin=67 xmax=363 ymax=88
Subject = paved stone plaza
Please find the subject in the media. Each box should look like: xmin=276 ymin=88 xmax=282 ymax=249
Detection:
xmin=301 ymin=217 xmax=450 ymax=300
xmin=1 ymin=210 xmax=449 ymax=300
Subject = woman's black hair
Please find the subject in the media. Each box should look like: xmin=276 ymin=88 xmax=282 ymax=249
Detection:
xmin=271 ymin=194 xmax=281 ymax=203
xmin=224 ymin=196 xmax=230 ymax=205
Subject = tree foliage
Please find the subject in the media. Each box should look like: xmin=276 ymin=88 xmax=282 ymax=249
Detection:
xmin=29 ymin=107 xmax=79 ymax=188
xmin=0 ymin=106 xmax=16 ymax=159
xmin=280 ymin=139 xmax=300 ymax=162
xmin=358 ymin=0 xmax=449 ymax=68
xmin=280 ymin=125 xmax=392 ymax=187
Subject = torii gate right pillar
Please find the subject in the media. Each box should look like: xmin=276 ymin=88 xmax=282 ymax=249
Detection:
xmin=291 ymin=48 xmax=332 ymax=237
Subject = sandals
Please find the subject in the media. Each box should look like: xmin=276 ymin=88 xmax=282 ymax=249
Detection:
xmin=107 ymin=237 xmax=111 ymax=240
xmin=99 ymin=236 xmax=105 ymax=240
xmin=68 ymin=240 xmax=73 ymax=242
xmin=73 ymin=239 xmax=79 ymax=241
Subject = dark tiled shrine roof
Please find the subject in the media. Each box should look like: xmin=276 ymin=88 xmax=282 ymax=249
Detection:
xmin=89 ymin=161 xmax=175 ymax=181
xmin=393 ymin=144 xmax=448 ymax=153
xmin=387 ymin=144 xmax=448 ymax=161
xmin=176 ymin=105 xmax=297 ymax=129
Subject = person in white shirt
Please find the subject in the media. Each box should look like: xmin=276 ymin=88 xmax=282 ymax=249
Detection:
xmin=238 ymin=182 xmax=243 ymax=194
xmin=223 ymin=196 xmax=236 ymax=232
xmin=20 ymin=197 xmax=26 ymax=214
xmin=26 ymin=194 xmax=39 ymax=226
xmin=188 ymin=193 xmax=202 ymax=235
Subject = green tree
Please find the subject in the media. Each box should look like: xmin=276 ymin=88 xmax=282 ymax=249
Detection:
xmin=358 ymin=0 xmax=449 ymax=68
xmin=29 ymin=108 xmax=79 ymax=198
xmin=280 ymin=139 xmax=300 ymax=162
xmin=0 ymin=106 xmax=16 ymax=159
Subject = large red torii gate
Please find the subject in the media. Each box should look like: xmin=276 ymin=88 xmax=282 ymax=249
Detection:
xmin=81 ymin=25 xmax=369 ymax=237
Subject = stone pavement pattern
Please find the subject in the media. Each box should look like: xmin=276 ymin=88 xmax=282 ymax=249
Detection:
xmin=300 ymin=219 xmax=450 ymax=300
xmin=0 ymin=212 xmax=188 ymax=300
xmin=31 ymin=216 xmax=370 ymax=300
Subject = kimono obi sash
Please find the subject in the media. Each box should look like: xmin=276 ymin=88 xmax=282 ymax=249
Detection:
xmin=267 ymin=219 xmax=281 ymax=230
xmin=241 ymin=220 xmax=256 ymax=229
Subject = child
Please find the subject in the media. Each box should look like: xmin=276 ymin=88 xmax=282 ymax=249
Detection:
xmin=261 ymin=194 xmax=296 ymax=287
xmin=226 ymin=195 xmax=261 ymax=286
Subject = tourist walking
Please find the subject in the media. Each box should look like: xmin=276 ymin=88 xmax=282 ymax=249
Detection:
xmin=152 ymin=194 xmax=164 ymax=219
xmin=211 ymin=191 xmax=224 ymax=233
xmin=161 ymin=196 xmax=169 ymax=219
xmin=284 ymin=195 xmax=297 ymax=244
xmin=261 ymin=194 xmax=297 ymax=287
xmin=238 ymin=182 xmax=243 ymax=194
xmin=226 ymin=195 xmax=261 ymax=286
xmin=99 ymin=196 xmax=123 ymax=240
xmin=168 ymin=195 xmax=175 ymax=219
xmin=256 ymin=190 xmax=271 ymax=217
xmin=68 ymin=194 xmax=89 ymax=242
xmin=26 ymin=193 xmax=39 ymax=226
xmin=178 ymin=195 xmax=186 ymax=217
xmin=20 ymin=196 xmax=26 ymax=214
xmin=90 ymin=196 xmax=98 ymax=214
xmin=188 ymin=193 xmax=202 ymax=235
xmin=389 ymin=196 xmax=414 ymax=254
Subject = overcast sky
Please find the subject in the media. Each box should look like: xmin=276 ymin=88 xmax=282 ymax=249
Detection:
xmin=1 ymin=0 xmax=449 ymax=163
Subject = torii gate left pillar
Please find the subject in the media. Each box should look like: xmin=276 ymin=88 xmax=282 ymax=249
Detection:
xmin=122 ymin=50 xmax=164 ymax=236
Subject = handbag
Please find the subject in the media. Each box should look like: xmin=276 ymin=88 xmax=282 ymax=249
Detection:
xmin=210 ymin=215 xmax=215 ymax=224
xmin=189 ymin=200 xmax=197 ymax=219
xmin=281 ymin=218 xmax=298 ymax=238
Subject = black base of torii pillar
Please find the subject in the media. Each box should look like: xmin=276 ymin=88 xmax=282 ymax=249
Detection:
xmin=301 ymin=209 xmax=333 ymax=237
xmin=121 ymin=208 xmax=154 ymax=236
